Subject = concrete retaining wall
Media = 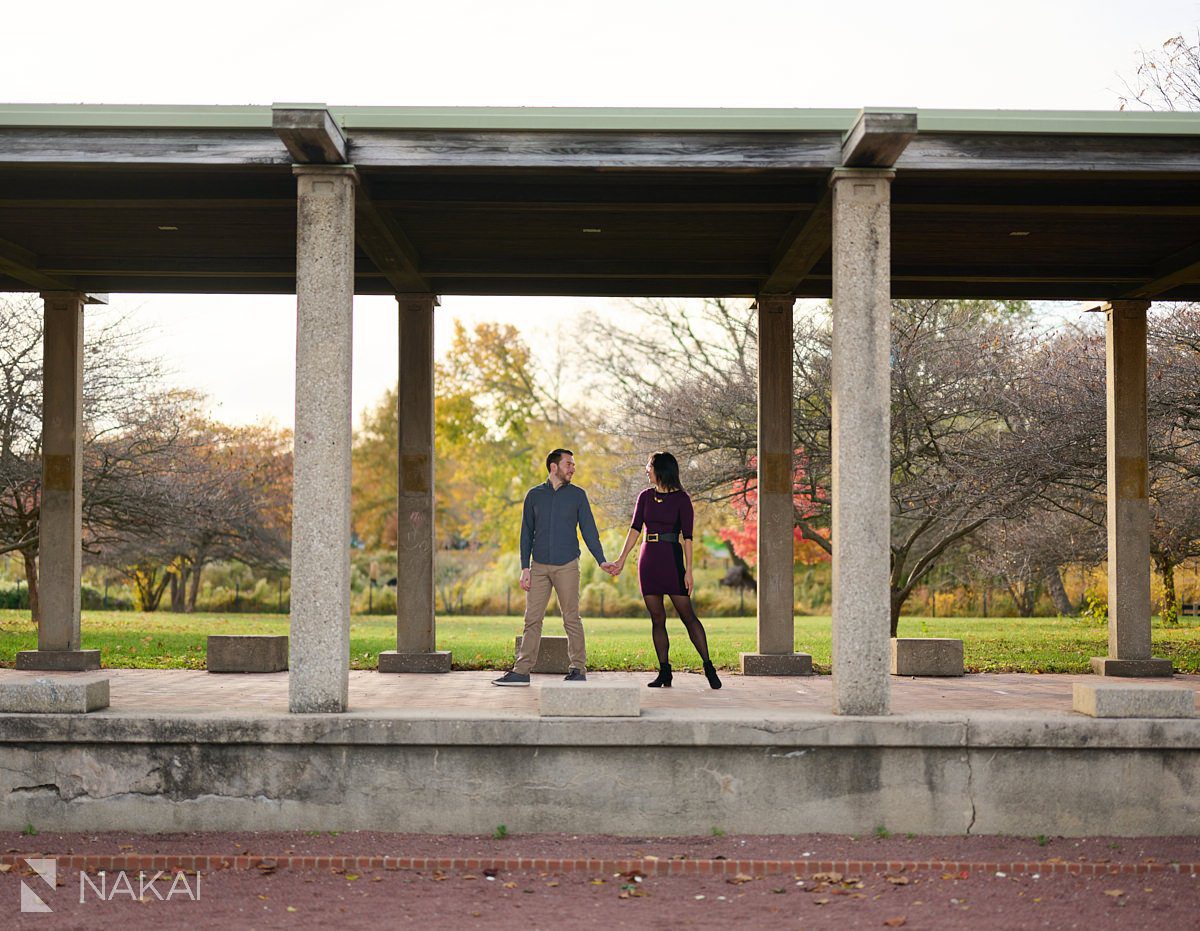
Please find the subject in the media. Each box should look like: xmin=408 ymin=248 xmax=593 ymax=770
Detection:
xmin=0 ymin=712 xmax=1196 ymax=836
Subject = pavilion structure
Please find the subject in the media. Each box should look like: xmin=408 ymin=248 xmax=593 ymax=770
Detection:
xmin=2 ymin=103 xmax=1197 ymax=714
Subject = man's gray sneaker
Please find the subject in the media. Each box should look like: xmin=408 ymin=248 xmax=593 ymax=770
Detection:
xmin=564 ymin=668 xmax=587 ymax=682
xmin=492 ymin=671 xmax=531 ymax=686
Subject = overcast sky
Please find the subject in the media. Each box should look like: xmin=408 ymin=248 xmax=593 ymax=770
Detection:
xmin=4 ymin=0 xmax=1199 ymax=426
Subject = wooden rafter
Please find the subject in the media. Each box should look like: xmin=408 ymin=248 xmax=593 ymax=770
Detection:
xmin=1122 ymin=238 xmax=1200 ymax=299
xmin=759 ymin=189 xmax=833 ymax=295
xmin=0 ymin=237 xmax=78 ymax=291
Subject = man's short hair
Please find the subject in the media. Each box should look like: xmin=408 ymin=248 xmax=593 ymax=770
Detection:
xmin=546 ymin=448 xmax=574 ymax=472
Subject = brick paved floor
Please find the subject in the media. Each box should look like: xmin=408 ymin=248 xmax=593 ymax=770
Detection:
xmin=0 ymin=668 xmax=1197 ymax=715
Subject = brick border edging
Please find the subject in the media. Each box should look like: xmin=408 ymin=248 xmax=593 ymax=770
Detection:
xmin=2 ymin=854 xmax=1196 ymax=877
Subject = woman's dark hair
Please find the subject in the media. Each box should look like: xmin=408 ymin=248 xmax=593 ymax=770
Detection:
xmin=649 ymin=451 xmax=683 ymax=491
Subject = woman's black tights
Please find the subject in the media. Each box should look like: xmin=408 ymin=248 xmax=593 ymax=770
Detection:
xmin=643 ymin=594 xmax=712 ymax=665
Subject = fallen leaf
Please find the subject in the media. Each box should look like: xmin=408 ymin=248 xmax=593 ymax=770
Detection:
xmin=462 ymin=874 xmax=477 ymax=880
xmin=884 ymin=918 xmax=907 ymax=928
xmin=257 ymin=894 xmax=269 ymax=901
xmin=886 ymin=875 xmax=910 ymax=885
xmin=0 ymin=865 xmax=11 ymax=873
xmin=590 ymin=878 xmax=607 ymax=885
xmin=814 ymin=897 xmax=830 ymax=906
xmin=371 ymin=876 xmax=383 ymax=883
xmin=286 ymin=906 xmax=297 ymax=913
xmin=728 ymin=873 xmax=754 ymax=884
xmin=1104 ymin=889 xmax=1125 ymax=898
xmin=503 ymin=881 xmax=518 ymax=889
xmin=813 ymin=871 xmax=843 ymax=883
xmin=771 ymin=888 xmax=787 ymax=894
xmin=344 ymin=873 xmax=359 ymax=882
xmin=546 ymin=881 xmax=559 ymax=888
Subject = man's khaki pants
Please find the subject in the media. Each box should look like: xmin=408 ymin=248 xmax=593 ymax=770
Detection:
xmin=514 ymin=558 xmax=585 ymax=674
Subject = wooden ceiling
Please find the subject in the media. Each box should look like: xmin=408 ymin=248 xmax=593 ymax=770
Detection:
xmin=1 ymin=106 xmax=1198 ymax=300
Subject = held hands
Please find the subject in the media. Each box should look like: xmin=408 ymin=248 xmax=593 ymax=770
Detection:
xmin=519 ymin=568 xmax=531 ymax=592
xmin=600 ymin=561 xmax=620 ymax=577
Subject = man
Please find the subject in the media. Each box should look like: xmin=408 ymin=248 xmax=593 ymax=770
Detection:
xmin=493 ymin=448 xmax=616 ymax=686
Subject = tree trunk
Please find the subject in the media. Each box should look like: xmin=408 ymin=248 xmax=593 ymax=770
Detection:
xmin=1154 ymin=552 xmax=1179 ymax=625
xmin=1043 ymin=564 xmax=1076 ymax=616
xmin=187 ymin=560 xmax=204 ymax=612
xmin=168 ymin=572 xmax=185 ymax=613
xmin=724 ymin=539 xmax=757 ymax=591
xmin=148 ymin=573 xmax=170 ymax=612
xmin=22 ymin=549 xmax=40 ymax=627
xmin=889 ymin=588 xmax=906 ymax=637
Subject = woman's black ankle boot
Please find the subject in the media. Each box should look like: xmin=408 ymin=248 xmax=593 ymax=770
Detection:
xmin=703 ymin=660 xmax=722 ymax=690
xmin=648 ymin=663 xmax=673 ymax=688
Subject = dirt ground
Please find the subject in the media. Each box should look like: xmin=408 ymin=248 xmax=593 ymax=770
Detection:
xmin=2 ymin=831 xmax=1197 ymax=930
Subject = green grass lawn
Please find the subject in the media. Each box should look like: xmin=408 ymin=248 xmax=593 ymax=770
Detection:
xmin=1 ymin=609 xmax=1198 ymax=673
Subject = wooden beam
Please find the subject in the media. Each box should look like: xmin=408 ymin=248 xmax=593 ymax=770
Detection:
xmin=0 ymin=238 xmax=78 ymax=291
xmin=892 ymin=202 xmax=1200 ymax=218
xmin=354 ymin=179 xmax=431 ymax=293
xmin=0 ymin=128 xmax=289 ymax=166
xmin=0 ymin=197 xmax=295 ymax=210
xmin=1121 ymin=238 xmax=1200 ymax=299
xmin=41 ymin=257 xmax=298 ymax=277
xmin=898 ymin=133 xmax=1200 ymax=173
xmin=420 ymin=258 xmax=764 ymax=279
xmin=348 ymin=130 xmax=842 ymax=169
xmin=272 ymin=105 xmax=348 ymax=164
xmin=841 ymin=110 xmax=917 ymax=168
xmin=759 ymin=188 xmax=832 ymax=294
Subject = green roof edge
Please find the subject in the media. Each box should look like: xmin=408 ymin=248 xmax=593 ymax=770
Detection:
xmin=0 ymin=103 xmax=1198 ymax=135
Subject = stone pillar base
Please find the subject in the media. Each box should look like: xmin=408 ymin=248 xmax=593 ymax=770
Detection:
xmin=514 ymin=635 xmax=571 ymax=674
xmin=0 ymin=675 xmax=108 ymax=712
xmin=207 ymin=635 xmax=288 ymax=673
xmin=739 ymin=652 xmax=812 ymax=676
xmin=1089 ymin=657 xmax=1173 ymax=677
xmin=890 ymin=638 xmax=964 ymax=677
xmin=16 ymin=649 xmax=100 ymax=671
xmin=378 ymin=650 xmax=452 ymax=673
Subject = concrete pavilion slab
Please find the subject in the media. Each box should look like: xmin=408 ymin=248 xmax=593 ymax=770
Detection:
xmin=0 ymin=668 xmax=1194 ymax=715
xmin=0 ymin=669 xmax=1197 ymax=838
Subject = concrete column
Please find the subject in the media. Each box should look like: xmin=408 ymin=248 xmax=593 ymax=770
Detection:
xmin=1091 ymin=300 xmax=1172 ymax=677
xmin=379 ymin=294 xmax=451 ymax=673
xmin=16 ymin=292 xmax=98 ymax=671
xmin=830 ymin=168 xmax=894 ymax=715
xmin=288 ymin=166 xmax=357 ymax=713
xmin=740 ymin=296 xmax=811 ymax=676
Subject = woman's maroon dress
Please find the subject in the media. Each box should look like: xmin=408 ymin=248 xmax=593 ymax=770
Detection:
xmin=630 ymin=487 xmax=694 ymax=596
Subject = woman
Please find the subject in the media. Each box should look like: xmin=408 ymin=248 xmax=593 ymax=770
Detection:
xmin=612 ymin=451 xmax=722 ymax=689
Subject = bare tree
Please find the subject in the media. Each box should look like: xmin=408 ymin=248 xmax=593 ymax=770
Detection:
xmin=1120 ymin=32 xmax=1200 ymax=111
xmin=587 ymin=298 xmax=1066 ymax=632
xmin=0 ymin=296 xmax=200 ymax=622
xmin=970 ymin=509 xmax=1104 ymax=617
xmin=93 ymin=419 xmax=292 ymax=612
